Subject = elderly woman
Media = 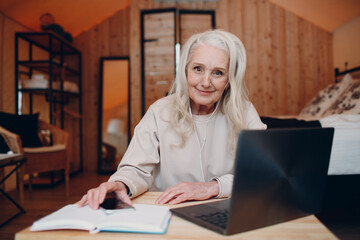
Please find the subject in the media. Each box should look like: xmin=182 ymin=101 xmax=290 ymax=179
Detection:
xmin=79 ymin=29 xmax=266 ymax=209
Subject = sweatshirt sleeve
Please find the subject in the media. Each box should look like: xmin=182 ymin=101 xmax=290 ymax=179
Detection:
xmin=211 ymin=174 xmax=234 ymax=198
xmin=108 ymin=106 xmax=160 ymax=198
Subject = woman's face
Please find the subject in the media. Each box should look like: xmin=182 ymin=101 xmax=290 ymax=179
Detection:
xmin=186 ymin=44 xmax=229 ymax=115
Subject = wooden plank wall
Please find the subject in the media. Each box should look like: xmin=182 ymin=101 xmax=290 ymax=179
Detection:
xmin=180 ymin=14 xmax=213 ymax=44
xmin=216 ymin=0 xmax=333 ymax=115
xmin=0 ymin=13 xmax=30 ymax=113
xmin=73 ymin=0 xmax=333 ymax=171
xmin=130 ymin=0 xmax=333 ymax=116
xmin=144 ymin=12 xmax=175 ymax=110
xmin=0 ymin=13 xmax=32 ymax=191
xmin=0 ymin=14 xmax=3 ymax=109
xmin=129 ymin=0 xmax=218 ymax=131
xmin=73 ymin=8 xmax=130 ymax=171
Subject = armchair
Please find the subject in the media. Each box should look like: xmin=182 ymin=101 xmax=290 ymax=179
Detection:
xmin=0 ymin=119 xmax=69 ymax=203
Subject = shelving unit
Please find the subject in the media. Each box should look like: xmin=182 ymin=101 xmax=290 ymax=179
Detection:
xmin=15 ymin=32 xmax=83 ymax=178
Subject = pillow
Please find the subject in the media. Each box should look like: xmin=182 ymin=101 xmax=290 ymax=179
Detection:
xmin=0 ymin=112 xmax=43 ymax=147
xmin=299 ymin=74 xmax=352 ymax=118
xmin=323 ymin=79 xmax=360 ymax=115
xmin=0 ymin=134 xmax=10 ymax=153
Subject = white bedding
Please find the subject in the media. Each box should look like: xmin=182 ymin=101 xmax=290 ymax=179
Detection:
xmin=279 ymin=73 xmax=360 ymax=176
xmin=319 ymin=114 xmax=360 ymax=175
xmin=266 ymin=114 xmax=360 ymax=175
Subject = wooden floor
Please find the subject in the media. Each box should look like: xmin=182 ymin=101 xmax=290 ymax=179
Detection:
xmin=1 ymin=171 xmax=360 ymax=240
xmin=0 ymin=171 xmax=109 ymax=240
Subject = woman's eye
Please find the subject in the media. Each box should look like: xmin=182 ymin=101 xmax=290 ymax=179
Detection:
xmin=214 ymin=71 xmax=223 ymax=76
xmin=194 ymin=66 xmax=201 ymax=72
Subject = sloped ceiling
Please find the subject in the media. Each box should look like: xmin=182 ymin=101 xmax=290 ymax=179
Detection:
xmin=0 ymin=0 xmax=130 ymax=37
xmin=0 ymin=0 xmax=359 ymax=37
xmin=269 ymin=0 xmax=360 ymax=32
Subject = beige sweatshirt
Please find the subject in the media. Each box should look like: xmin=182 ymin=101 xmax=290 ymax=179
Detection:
xmin=109 ymin=95 xmax=266 ymax=198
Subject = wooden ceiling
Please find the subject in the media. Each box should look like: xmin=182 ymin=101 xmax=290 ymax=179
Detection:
xmin=0 ymin=0 xmax=130 ymax=37
xmin=269 ymin=0 xmax=360 ymax=32
xmin=0 ymin=0 xmax=359 ymax=37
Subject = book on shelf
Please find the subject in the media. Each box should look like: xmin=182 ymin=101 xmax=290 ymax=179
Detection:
xmin=30 ymin=204 xmax=171 ymax=234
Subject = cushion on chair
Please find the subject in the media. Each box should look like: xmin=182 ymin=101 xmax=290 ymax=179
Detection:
xmin=23 ymin=144 xmax=66 ymax=153
xmin=0 ymin=134 xmax=10 ymax=153
xmin=0 ymin=112 xmax=43 ymax=147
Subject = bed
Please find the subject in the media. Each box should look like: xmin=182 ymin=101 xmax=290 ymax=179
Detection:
xmin=260 ymin=66 xmax=360 ymax=209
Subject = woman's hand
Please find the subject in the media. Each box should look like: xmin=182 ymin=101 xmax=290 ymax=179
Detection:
xmin=78 ymin=181 xmax=131 ymax=210
xmin=155 ymin=181 xmax=219 ymax=205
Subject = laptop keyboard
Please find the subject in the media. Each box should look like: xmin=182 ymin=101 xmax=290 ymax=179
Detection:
xmin=195 ymin=209 xmax=229 ymax=229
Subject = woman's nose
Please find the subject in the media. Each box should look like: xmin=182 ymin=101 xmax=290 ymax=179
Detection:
xmin=201 ymin=73 xmax=212 ymax=87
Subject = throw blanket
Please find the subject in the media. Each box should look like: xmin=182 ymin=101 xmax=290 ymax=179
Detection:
xmin=260 ymin=117 xmax=321 ymax=129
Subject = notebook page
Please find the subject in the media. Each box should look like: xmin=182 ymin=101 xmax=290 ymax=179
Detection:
xmin=31 ymin=204 xmax=106 ymax=232
xmin=98 ymin=204 xmax=171 ymax=233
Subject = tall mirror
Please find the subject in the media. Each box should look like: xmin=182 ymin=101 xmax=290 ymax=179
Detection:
xmin=98 ymin=57 xmax=130 ymax=174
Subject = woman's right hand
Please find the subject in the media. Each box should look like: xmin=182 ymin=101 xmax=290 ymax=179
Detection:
xmin=78 ymin=181 xmax=132 ymax=210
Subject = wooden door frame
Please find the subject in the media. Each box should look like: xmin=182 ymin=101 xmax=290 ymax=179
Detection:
xmin=98 ymin=56 xmax=131 ymax=174
xmin=140 ymin=9 xmax=215 ymax=115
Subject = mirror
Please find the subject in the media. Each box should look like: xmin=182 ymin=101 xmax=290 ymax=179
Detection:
xmin=98 ymin=57 xmax=130 ymax=174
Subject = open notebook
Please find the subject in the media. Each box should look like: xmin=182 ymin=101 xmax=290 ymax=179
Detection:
xmin=30 ymin=203 xmax=171 ymax=234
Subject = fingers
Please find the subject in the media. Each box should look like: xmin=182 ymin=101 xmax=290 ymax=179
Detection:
xmin=156 ymin=191 xmax=189 ymax=205
xmin=78 ymin=182 xmax=127 ymax=210
xmin=156 ymin=182 xmax=220 ymax=205
xmin=79 ymin=183 xmax=109 ymax=209
xmin=156 ymin=183 xmax=187 ymax=205
xmin=116 ymin=190 xmax=132 ymax=206
xmin=86 ymin=188 xmax=102 ymax=210
xmin=165 ymin=193 xmax=188 ymax=205
xmin=77 ymin=194 xmax=88 ymax=207
xmin=97 ymin=184 xmax=108 ymax=205
xmin=156 ymin=191 xmax=179 ymax=205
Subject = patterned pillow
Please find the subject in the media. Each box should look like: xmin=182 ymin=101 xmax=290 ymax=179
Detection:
xmin=299 ymin=74 xmax=352 ymax=118
xmin=323 ymin=79 xmax=360 ymax=115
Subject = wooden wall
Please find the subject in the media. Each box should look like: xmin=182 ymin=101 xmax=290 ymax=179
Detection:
xmin=130 ymin=0 xmax=333 ymax=117
xmin=129 ymin=0 xmax=219 ymax=131
xmin=333 ymin=16 xmax=360 ymax=71
xmin=228 ymin=0 xmax=334 ymax=115
xmin=0 ymin=13 xmax=32 ymax=191
xmin=73 ymin=0 xmax=333 ymax=171
xmin=73 ymin=8 xmax=130 ymax=171
xmin=0 ymin=13 xmax=30 ymax=113
xmin=0 ymin=14 xmax=2 ymax=108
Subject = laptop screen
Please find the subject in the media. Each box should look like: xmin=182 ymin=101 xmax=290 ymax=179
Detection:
xmin=172 ymin=128 xmax=334 ymax=235
xmin=227 ymin=128 xmax=334 ymax=234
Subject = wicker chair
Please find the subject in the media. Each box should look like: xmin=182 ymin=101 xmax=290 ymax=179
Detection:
xmin=0 ymin=120 xmax=69 ymax=203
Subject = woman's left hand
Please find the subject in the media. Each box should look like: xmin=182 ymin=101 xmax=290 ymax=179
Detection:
xmin=155 ymin=181 xmax=219 ymax=205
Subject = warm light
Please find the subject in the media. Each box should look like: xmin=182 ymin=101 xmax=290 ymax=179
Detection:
xmin=102 ymin=60 xmax=129 ymax=111
xmin=106 ymin=118 xmax=124 ymax=133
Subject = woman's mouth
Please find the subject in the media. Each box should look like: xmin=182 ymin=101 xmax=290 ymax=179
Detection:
xmin=197 ymin=88 xmax=213 ymax=95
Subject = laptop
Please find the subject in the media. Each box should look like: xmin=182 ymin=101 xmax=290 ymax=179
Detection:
xmin=171 ymin=128 xmax=334 ymax=235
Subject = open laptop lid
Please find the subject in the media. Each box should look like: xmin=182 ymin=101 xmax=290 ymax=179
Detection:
xmin=225 ymin=128 xmax=334 ymax=234
xmin=171 ymin=128 xmax=334 ymax=235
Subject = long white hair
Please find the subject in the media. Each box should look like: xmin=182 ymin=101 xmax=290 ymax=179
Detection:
xmin=168 ymin=29 xmax=249 ymax=148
